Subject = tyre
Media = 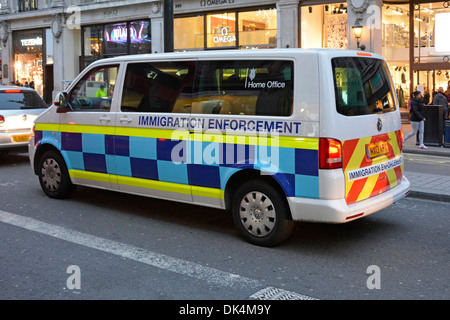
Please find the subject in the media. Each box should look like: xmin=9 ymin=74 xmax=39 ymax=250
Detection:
xmin=231 ymin=180 xmax=295 ymax=247
xmin=38 ymin=150 xmax=76 ymax=199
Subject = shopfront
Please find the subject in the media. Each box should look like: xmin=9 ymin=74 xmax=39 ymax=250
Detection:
xmin=382 ymin=1 xmax=450 ymax=106
xmin=81 ymin=20 xmax=152 ymax=69
xmin=13 ymin=29 xmax=45 ymax=96
xmin=174 ymin=7 xmax=277 ymax=51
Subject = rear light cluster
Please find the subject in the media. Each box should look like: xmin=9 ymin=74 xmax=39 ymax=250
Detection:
xmin=319 ymin=138 xmax=342 ymax=169
xmin=0 ymin=115 xmax=5 ymax=124
xmin=400 ymin=129 xmax=404 ymax=152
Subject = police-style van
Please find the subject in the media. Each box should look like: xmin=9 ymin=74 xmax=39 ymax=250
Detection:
xmin=29 ymin=49 xmax=410 ymax=246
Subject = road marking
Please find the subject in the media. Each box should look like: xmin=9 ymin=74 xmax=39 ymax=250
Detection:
xmin=0 ymin=210 xmax=317 ymax=300
xmin=248 ymin=287 xmax=317 ymax=300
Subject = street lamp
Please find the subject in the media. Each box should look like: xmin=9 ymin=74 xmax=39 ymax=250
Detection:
xmin=352 ymin=20 xmax=365 ymax=51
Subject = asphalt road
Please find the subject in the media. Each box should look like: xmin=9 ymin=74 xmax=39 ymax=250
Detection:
xmin=0 ymin=152 xmax=448 ymax=300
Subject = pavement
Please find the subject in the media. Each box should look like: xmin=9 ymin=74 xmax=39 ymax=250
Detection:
xmin=401 ymin=112 xmax=450 ymax=202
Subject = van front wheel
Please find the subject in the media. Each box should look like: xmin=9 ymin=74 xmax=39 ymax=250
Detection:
xmin=38 ymin=150 xmax=75 ymax=199
xmin=231 ymin=180 xmax=295 ymax=247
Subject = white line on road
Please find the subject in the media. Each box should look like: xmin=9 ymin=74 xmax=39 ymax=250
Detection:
xmin=0 ymin=210 xmax=317 ymax=300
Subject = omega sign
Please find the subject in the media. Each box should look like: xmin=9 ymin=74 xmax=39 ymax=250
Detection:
xmin=214 ymin=27 xmax=236 ymax=44
xmin=200 ymin=0 xmax=235 ymax=6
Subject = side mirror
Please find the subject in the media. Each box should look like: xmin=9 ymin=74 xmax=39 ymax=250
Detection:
xmin=55 ymin=92 xmax=69 ymax=113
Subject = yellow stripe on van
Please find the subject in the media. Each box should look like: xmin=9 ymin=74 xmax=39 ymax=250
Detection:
xmin=35 ymin=123 xmax=60 ymax=132
xmin=69 ymin=170 xmax=224 ymax=200
xmin=69 ymin=170 xmax=111 ymax=183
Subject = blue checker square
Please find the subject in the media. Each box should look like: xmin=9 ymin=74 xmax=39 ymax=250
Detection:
xmin=220 ymin=143 xmax=256 ymax=167
xmin=277 ymin=147 xmax=295 ymax=174
xmin=273 ymin=173 xmax=295 ymax=197
xmin=295 ymin=174 xmax=319 ymax=198
xmin=115 ymin=155 xmax=132 ymax=177
xmin=115 ymin=136 xmax=130 ymax=157
xmin=157 ymin=160 xmax=189 ymax=185
xmin=62 ymin=150 xmax=84 ymax=171
xmin=130 ymin=136 xmax=157 ymax=160
xmin=83 ymin=153 xmax=107 ymax=174
xmin=130 ymin=158 xmax=158 ymax=180
xmin=61 ymin=132 xmax=82 ymax=152
xmin=189 ymin=164 xmax=221 ymax=189
xmin=157 ymin=138 xmax=186 ymax=162
xmin=105 ymin=135 xmax=115 ymax=155
xmin=82 ymin=133 xmax=105 ymax=154
xmin=295 ymin=149 xmax=319 ymax=176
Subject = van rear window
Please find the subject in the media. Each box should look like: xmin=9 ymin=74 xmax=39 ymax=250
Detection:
xmin=332 ymin=57 xmax=396 ymax=116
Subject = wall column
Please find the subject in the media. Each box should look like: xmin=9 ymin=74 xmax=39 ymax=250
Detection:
xmin=277 ymin=0 xmax=300 ymax=49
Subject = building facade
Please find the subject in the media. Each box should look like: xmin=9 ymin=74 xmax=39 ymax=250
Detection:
xmin=1 ymin=0 xmax=450 ymax=105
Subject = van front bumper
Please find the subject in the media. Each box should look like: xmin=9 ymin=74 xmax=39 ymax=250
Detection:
xmin=287 ymin=176 xmax=410 ymax=223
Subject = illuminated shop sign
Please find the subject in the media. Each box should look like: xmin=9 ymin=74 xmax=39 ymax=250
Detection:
xmin=106 ymin=21 xmax=151 ymax=44
xmin=213 ymin=27 xmax=236 ymax=44
xmin=20 ymin=37 xmax=43 ymax=46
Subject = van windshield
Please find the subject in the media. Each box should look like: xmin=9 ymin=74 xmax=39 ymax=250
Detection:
xmin=332 ymin=57 xmax=396 ymax=116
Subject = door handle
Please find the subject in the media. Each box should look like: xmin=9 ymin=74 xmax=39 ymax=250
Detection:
xmin=99 ymin=115 xmax=111 ymax=122
xmin=120 ymin=117 xmax=132 ymax=123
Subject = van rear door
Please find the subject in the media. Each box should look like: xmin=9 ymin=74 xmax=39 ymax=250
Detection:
xmin=331 ymin=56 xmax=403 ymax=205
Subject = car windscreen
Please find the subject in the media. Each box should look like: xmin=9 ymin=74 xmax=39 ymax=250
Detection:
xmin=0 ymin=91 xmax=48 ymax=110
xmin=332 ymin=57 xmax=396 ymax=116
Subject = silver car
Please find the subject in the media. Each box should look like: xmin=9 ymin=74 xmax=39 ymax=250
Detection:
xmin=0 ymin=87 xmax=49 ymax=152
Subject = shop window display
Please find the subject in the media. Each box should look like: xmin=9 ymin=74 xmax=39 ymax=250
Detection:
xmin=301 ymin=3 xmax=348 ymax=49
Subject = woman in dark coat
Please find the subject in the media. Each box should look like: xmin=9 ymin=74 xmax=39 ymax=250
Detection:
xmin=403 ymin=91 xmax=427 ymax=149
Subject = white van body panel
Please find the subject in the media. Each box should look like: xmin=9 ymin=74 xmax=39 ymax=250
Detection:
xmin=29 ymin=49 xmax=410 ymax=225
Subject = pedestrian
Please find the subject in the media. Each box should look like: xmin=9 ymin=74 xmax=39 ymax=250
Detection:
xmin=403 ymin=91 xmax=428 ymax=149
xmin=423 ymin=92 xmax=430 ymax=105
xmin=432 ymin=87 xmax=449 ymax=121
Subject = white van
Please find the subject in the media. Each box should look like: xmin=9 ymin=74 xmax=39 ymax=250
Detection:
xmin=29 ymin=49 xmax=410 ymax=246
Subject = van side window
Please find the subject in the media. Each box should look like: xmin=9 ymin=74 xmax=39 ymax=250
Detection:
xmin=193 ymin=60 xmax=293 ymax=116
xmin=332 ymin=58 xmax=396 ymax=116
xmin=68 ymin=65 xmax=119 ymax=112
xmin=121 ymin=61 xmax=196 ymax=113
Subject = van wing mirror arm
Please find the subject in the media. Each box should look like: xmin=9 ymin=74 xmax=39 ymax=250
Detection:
xmin=55 ymin=92 xmax=72 ymax=113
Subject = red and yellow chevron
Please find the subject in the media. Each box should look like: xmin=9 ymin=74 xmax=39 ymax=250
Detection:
xmin=342 ymin=130 xmax=403 ymax=205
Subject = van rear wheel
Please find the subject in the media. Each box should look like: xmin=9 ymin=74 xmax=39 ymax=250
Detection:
xmin=231 ymin=180 xmax=295 ymax=247
xmin=38 ymin=150 xmax=75 ymax=199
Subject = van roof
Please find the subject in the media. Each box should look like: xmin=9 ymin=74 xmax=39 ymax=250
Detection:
xmin=89 ymin=48 xmax=384 ymax=66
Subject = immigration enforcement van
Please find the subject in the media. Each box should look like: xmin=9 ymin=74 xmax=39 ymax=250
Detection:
xmin=29 ymin=49 xmax=410 ymax=246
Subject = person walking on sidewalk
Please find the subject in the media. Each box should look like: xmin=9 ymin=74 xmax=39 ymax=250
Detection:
xmin=404 ymin=91 xmax=428 ymax=149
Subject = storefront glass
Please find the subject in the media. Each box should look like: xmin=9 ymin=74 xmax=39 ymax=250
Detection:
xmin=382 ymin=4 xmax=410 ymax=108
xmin=13 ymin=30 xmax=44 ymax=96
xmin=238 ymin=9 xmax=277 ymax=49
xmin=83 ymin=25 xmax=103 ymax=63
xmin=174 ymin=16 xmax=204 ymax=51
xmin=81 ymin=20 xmax=151 ymax=69
xmin=301 ymin=2 xmax=348 ymax=49
xmin=174 ymin=7 xmax=277 ymax=51
xmin=413 ymin=2 xmax=450 ymax=64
